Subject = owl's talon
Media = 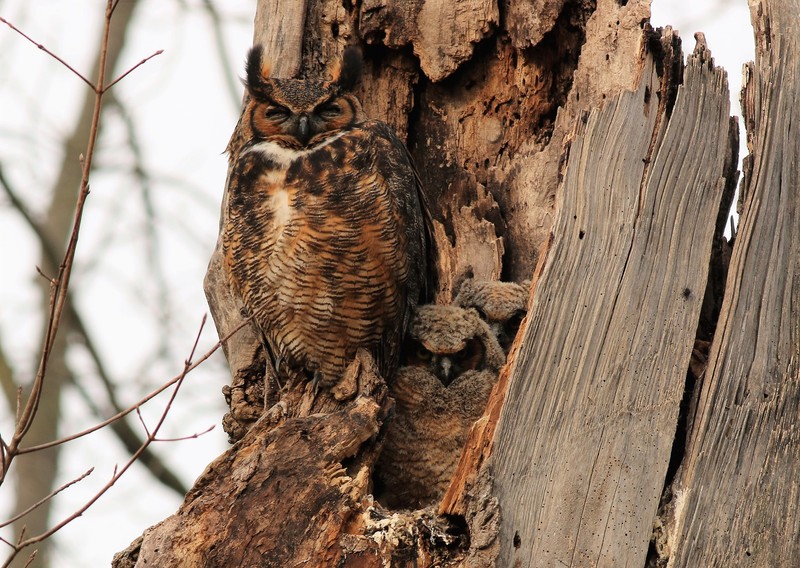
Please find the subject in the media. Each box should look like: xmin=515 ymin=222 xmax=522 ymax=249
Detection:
xmin=312 ymin=370 xmax=322 ymax=396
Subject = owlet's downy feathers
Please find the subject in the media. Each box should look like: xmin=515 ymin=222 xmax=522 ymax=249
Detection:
xmin=455 ymin=278 xmax=530 ymax=353
xmin=222 ymin=45 xmax=430 ymax=388
xmin=375 ymin=304 xmax=505 ymax=508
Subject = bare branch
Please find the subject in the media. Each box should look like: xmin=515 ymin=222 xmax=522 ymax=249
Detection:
xmin=153 ymin=424 xmax=216 ymax=443
xmin=18 ymin=312 xmax=244 ymax=454
xmin=136 ymin=408 xmax=151 ymax=439
xmin=0 ymin=17 xmax=95 ymax=89
xmin=0 ymin=469 xmax=94 ymax=530
xmin=103 ymin=49 xmax=164 ymax=92
xmin=1 ymin=159 xmax=189 ymax=495
xmin=2 ymin=317 xmax=207 ymax=567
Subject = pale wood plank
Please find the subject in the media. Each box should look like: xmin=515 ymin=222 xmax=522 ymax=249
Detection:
xmin=668 ymin=0 xmax=800 ymax=565
xmin=492 ymin=40 xmax=734 ymax=567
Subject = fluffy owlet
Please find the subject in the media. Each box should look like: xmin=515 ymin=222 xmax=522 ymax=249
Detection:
xmin=375 ymin=304 xmax=505 ymax=509
xmin=454 ymin=278 xmax=530 ymax=353
xmin=222 ymin=46 xmax=430 ymax=388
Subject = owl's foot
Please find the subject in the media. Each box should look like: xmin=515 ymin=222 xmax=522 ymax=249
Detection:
xmin=312 ymin=370 xmax=323 ymax=397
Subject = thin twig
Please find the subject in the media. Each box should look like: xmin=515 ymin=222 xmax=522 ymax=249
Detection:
xmin=2 ymin=317 xmax=206 ymax=567
xmin=136 ymin=408 xmax=151 ymax=438
xmin=153 ymin=425 xmax=215 ymax=443
xmin=20 ymin=317 xmax=235 ymax=448
xmin=0 ymin=469 xmax=94 ymax=529
xmin=103 ymin=49 xmax=164 ymax=92
xmin=1 ymin=159 xmax=189 ymax=494
xmin=0 ymin=17 xmax=95 ymax=89
xmin=0 ymin=165 xmax=63 ymax=281
xmin=18 ymin=313 xmax=248 ymax=454
xmin=0 ymin=0 xmax=165 ymax=485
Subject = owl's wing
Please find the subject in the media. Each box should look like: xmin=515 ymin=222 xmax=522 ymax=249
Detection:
xmin=360 ymin=120 xmax=433 ymax=377
xmin=369 ymin=121 xmax=436 ymax=301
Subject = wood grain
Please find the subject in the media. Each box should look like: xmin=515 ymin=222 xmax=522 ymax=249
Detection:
xmin=253 ymin=0 xmax=307 ymax=77
xmin=115 ymin=352 xmax=390 ymax=567
xmin=668 ymin=0 xmax=800 ymax=564
xmin=491 ymin=36 xmax=735 ymax=567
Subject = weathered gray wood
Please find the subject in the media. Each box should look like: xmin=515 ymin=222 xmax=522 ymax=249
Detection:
xmin=667 ymin=0 xmax=800 ymax=565
xmin=491 ymin=37 xmax=735 ymax=567
xmin=253 ymin=0 xmax=307 ymax=77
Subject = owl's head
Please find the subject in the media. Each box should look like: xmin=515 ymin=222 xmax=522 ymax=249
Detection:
xmin=243 ymin=45 xmax=365 ymax=148
xmin=402 ymin=305 xmax=505 ymax=386
xmin=454 ymin=279 xmax=530 ymax=353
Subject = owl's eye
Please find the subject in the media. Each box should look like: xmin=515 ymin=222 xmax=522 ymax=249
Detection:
xmin=415 ymin=346 xmax=432 ymax=361
xmin=317 ymin=102 xmax=342 ymax=119
xmin=264 ymin=105 xmax=290 ymax=121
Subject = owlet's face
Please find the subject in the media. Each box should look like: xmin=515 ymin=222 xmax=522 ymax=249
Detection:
xmin=404 ymin=335 xmax=486 ymax=387
xmin=401 ymin=305 xmax=495 ymax=387
xmin=244 ymin=45 xmax=365 ymax=148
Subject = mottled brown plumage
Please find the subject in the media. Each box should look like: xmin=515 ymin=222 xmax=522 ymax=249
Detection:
xmin=454 ymin=278 xmax=530 ymax=353
xmin=402 ymin=304 xmax=505 ymax=386
xmin=222 ymin=45 xmax=429 ymax=387
xmin=375 ymin=304 xmax=504 ymax=509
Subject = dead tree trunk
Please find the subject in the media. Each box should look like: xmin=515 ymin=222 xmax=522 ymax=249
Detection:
xmin=115 ymin=0 xmax=800 ymax=566
xmin=663 ymin=1 xmax=800 ymax=565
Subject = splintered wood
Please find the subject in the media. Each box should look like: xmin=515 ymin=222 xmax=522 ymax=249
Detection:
xmin=491 ymin=34 xmax=735 ymax=567
xmin=116 ymin=0 xmax=800 ymax=565
xmin=666 ymin=1 xmax=800 ymax=565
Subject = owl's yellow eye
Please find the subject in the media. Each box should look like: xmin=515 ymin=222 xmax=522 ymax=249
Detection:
xmin=264 ymin=106 xmax=290 ymax=121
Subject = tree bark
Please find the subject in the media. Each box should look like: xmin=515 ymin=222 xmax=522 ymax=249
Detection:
xmin=488 ymin=34 xmax=736 ymax=567
xmin=663 ymin=0 xmax=800 ymax=565
xmin=119 ymin=0 xmax=800 ymax=565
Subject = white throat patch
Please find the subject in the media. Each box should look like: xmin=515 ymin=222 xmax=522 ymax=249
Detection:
xmin=244 ymin=131 xmax=348 ymax=167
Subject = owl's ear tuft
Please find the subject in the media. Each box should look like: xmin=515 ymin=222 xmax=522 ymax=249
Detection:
xmin=245 ymin=45 xmax=272 ymax=95
xmin=333 ymin=46 xmax=363 ymax=92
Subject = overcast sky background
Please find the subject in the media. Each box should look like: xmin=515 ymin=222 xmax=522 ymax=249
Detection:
xmin=0 ymin=1 xmax=754 ymax=565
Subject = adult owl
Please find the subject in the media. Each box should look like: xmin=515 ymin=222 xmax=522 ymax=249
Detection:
xmin=222 ymin=45 xmax=430 ymax=389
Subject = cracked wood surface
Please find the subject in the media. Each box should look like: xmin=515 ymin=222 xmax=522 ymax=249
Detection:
xmin=169 ymin=0 xmax=800 ymax=566
xmin=491 ymin=36 xmax=736 ymax=567
xmin=668 ymin=0 xmax=800 ymax=565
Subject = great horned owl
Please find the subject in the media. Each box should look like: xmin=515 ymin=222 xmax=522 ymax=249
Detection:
xmin=222 ymin=45 xmax=430 ymax=388
xmin=402 ymin=304 xmax=505 ymax=385
xmin=375 ymin=304 xmax=504 ymax=509
xmin=454 ymin=278 xmax=530 ymax=353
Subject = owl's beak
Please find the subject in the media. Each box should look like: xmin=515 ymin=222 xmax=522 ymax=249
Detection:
xmin=297 ymin=114 xmax=311 ymax=145
xmin=433 ymin=355 xmax=453 ymax=386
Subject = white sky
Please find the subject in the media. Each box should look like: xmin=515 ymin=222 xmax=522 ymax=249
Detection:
xmin=0 ymin=1 xmax=754 ymax=566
